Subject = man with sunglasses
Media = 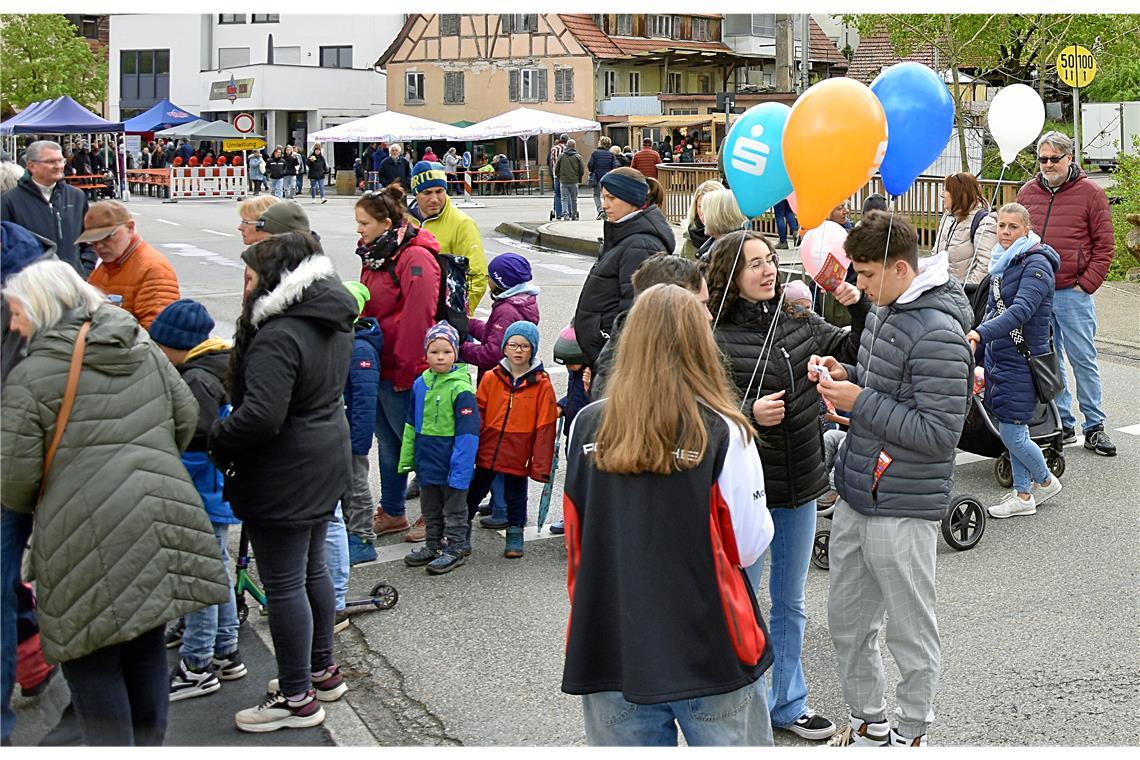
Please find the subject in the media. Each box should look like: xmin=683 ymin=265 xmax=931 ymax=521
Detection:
xmin=82 ymin=200 xmax=180 ymax=329
xmin=1016 ymin=131 xmax=1116 ymax=456
xmin=0 ymin=140 xmax=96 ymax=277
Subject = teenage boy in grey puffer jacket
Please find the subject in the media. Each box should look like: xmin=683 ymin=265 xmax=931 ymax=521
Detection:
xmin=809 ymin=211 xmax=972 ymax=748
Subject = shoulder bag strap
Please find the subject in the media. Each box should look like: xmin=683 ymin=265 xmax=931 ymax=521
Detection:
xmin=39 ymin=320 xmax=90 ymax=502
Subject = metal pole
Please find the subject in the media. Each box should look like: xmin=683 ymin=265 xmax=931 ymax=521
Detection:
xmin=800 ymin=14 xmax=811 ymax=93
xmin=1073 ymin=86 xmax=1081 ymax=165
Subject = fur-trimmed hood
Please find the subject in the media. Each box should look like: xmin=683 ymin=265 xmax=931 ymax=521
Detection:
xmin=250 ymin=254 xmax=355 ymax=332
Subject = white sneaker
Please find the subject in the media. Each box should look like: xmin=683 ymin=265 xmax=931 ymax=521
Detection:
xmin=235 ymin=689 xmax=324 ymax=733
xmin=1033 ymin=477 xmax=1063 ymax=505
xmin=889 ymin=728 xmax=929 ymax=746
xmin=988 ymin=491 xmax=1037 ymax=519
xmin=827 ymin=716 xmax=889 ymax=746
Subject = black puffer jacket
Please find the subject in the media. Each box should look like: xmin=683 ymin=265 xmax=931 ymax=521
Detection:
xmin=573 ymin=206 xmax=675 ymax=366
xmin=209 ymin=255 xmax=356 ymax=527
xmin=715 ymin=296 xmax=868 ymax=509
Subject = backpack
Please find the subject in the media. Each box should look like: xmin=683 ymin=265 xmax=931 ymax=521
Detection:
xmin=968 ymin=208 xmax=990 ymax=243
xmin=390 ymin=252 xmax=470 ymax=341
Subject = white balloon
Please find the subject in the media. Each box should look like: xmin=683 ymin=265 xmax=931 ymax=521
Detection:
xmin=987 ymin=84 xmax=1046 ymax=166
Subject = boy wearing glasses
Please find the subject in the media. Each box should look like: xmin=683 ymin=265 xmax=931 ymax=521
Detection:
xmin=464 ymin=321 xmax=559 ymax=559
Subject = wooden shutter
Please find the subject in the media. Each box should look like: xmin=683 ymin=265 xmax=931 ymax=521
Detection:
xmin=509 ymin=69 xmax=520 ymax=102
xmin=537 ymin=68 xmax=548 ymax=102
xmin=501 ymin=15 xmax=512 ymax=34
xmin=554 ymin=69 xmax=565 ymax=102
xmin=527 ymin=14 xmax=538 ymax=32
xmin=456 ymin=72 xmax=464 ymax=103
xmin=444 ymin=72 xmax=455 ymax=103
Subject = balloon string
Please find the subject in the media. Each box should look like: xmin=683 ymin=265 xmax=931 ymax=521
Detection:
xmin=989 ymin=164 xmax=1007 ymax=212
xmin=712 ymin=231 xmax=746 ymax=334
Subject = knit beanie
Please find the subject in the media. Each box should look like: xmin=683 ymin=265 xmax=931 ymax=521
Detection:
xmin=552 ymin=324 xmax=585 ymax=366
xmin=343 ymin=281 xmax=370 ymax=316
xmin=501 ymin=320 xmax=540 ymax=354
xmin=599 ymin=171 xmax=648 ymax=208
xmin=410 ymin=161 xmax=448 ymax=194
xmin=424 ymin=320 xmax=459 ymax=355
xmin=149 ymin=299 xmax=214 ymax=350
xmin=487 ymin=253 xmax=532 ymax=290
xmin=783 ymin=279 xmax=812 ymax=305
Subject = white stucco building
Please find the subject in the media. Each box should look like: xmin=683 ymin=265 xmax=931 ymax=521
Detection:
xmin=108 ymin=13 xmax=402 ymax=154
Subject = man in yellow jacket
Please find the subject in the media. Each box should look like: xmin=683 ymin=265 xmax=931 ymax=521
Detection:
xmin=409 ymin=161 xmax=488 ymax=313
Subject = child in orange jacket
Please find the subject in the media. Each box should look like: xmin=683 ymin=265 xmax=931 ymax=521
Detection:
xmin=464 ymin=321 xmax=558 ymax=559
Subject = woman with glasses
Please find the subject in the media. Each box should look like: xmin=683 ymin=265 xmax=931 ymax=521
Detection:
xmin=703 ymin=229 xmax=868 ymax=743
xmin=934 ymin=172 xmax=998 ymax=285
xmin=236 ymin=195 xmax=280 ymax=246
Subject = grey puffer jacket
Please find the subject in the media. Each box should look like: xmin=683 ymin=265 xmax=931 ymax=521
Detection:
xmin=835 ymin=255 xmax=973 ymax=520
xmin=0 ymin=306 xmax=230 ymax=663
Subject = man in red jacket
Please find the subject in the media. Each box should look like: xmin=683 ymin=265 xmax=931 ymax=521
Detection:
xmin=630 ymin=138 xmax=661 ymax=180
xmin=1016 ymin=131 xmax=1116 ymax=456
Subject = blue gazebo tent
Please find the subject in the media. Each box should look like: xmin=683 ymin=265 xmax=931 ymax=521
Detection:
xmin=123 ymin=99 xmax=199 ymax=133
xmin=0 ymin=96 xmax=123 ymax=135
xmin=0 ymin=99 xmax=52 ymax=134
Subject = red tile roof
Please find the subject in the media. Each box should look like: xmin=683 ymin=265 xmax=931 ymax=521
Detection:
xmin=809 ymin=18 xmax=849 ymax=67
xmin=847 ymin=29 xmax=936 ymax=83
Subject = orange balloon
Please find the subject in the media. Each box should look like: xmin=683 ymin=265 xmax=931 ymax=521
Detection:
xmin=782 ymin=78 xmax=888 ymax=230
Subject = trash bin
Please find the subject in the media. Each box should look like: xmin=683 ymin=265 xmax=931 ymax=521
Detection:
xmin=336 ymin=170 xmax=356 ymax=196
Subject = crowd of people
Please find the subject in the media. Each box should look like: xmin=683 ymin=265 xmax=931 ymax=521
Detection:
xmin=0 ymin=127 xmax=1120 ymax=746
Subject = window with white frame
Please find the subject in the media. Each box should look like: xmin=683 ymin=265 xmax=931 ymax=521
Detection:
xmin=670 ymin=108 xmax=698 ymax=116
xmin=628 ymin=71 xmax=641 ymax=96
xmin=651 ymin=15 xmax=673 ymax=38
xmin=218 ymin=47 xmax=250 ymax=69
xmin=251 ymin=14 xmax=279 ymax=23
xmin=751 ymin=14 xmax=775 ymax=37
xmin=521 ymin=68 xmax=542 ymax=100
xmin=406 ymin=72 xmax=425 ymax=103
xmin=603 ymin=70 xmax=616 ymax=98
xmin=504 ymin=14 xmax=538 ymax=33
xmin=667 ymin=72 xmax=682 ymax=93
xmin=219 ymin=14 xmax=245 ymax=24
xmin=692 ymin=18 xmax=709 ymax=41
xmin=616 ymin=14 xmax=633 ymax=36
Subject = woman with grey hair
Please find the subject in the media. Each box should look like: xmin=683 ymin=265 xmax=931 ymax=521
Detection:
xmin=678 ymin=179 xmax=725 ymax=259
xmin=0 ymin=162 xmax=24 ymax=193
xmin=0 ymin=260 xmax=229 ymax=745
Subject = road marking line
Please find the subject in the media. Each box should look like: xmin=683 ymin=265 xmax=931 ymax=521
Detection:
xmin=532 ymin=261 xmax=590 ymax=276
xmin=156 ymin=218 xmax=180 ymax=226
xmin=1115 ymin=423 xmax=1140 ymax=436
xmin=161 ymin=242 xmax=244 ymax=270
xmin=202 ymin=229 xmax=233 ymax=237
xmin=955 ymin=451 xmax=988 ymax=466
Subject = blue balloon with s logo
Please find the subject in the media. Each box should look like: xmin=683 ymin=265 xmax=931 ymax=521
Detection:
xmin=722 ymin=102 xmax=793 ymax=218
xmin=870 ymin=62 xmax=955 ymax=196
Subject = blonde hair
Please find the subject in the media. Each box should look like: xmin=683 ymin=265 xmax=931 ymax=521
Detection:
xmin=701 ymin=189 xmax=746 ymax=237
xmin=239 ymin=194 xmax=279 ymax=221
xmin=595 ymin=284 xmax=753 ymax=474
xmin=997 ymin=201 xmax=1032 ymax=229
xmin=598 ymin=136 xmax=612 ymax=149
xmin=609 ymin=145 xmax=622 ymax=157
xmin=684 ymin=179 xmax=726 ymax=229
xmin=5 ymin=260 xmax=106 ymax=340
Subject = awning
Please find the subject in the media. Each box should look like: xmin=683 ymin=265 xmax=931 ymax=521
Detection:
xmin=155 ymin=119 xmax=261 ymax=140
xmin=606 ymin=114 xmax=726 ymax=129
xmin=123 ymin=99 xmax=199 ymax=133
xmin=0 ymin=96 xmax=124 ymax=135
xmin=458 ymin=108 xmax=601 ymax=140
xmin=308 ymin=110 xmax=468 ymax=143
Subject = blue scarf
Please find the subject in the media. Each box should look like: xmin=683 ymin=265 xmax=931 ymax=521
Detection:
xmin=988 ymin=231 xmax=1040 ymax=277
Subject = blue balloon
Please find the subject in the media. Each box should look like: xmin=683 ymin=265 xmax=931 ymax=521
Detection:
xmin=722 ymin=103 xmax=793 ymax=218
xmin=870 ymin=62 xmax=955 ymax=196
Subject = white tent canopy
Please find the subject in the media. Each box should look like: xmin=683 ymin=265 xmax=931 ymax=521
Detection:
xmin=309 ymin=110 xmax=468 ymax=144
xmin=155 ymin=119 xmax=262 ymax=140
xmin=458 ymin=107 xmax=601 ymax=140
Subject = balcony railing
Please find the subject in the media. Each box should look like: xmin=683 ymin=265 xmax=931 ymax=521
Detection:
xmin=597 ymin=95 xmax=663 ymax=116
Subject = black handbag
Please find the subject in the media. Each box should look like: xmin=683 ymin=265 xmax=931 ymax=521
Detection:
xmin=991 ymin=276 xmax=1063 ymax=404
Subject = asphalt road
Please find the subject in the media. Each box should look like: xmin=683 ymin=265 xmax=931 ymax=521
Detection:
xmin=11 ymin=192 xmax=1140 ymax=747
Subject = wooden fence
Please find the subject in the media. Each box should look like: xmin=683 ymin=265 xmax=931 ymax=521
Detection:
xmin=657 ymin=164 xmax=1021 ymax=248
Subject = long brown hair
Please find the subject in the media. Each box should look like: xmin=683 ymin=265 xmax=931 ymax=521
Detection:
xmin=704 ymin=230 xmax=788 ymax=319
xmin=944 ymin=172 xmax=986 ymax=221
xmin=595 ymin=284 xmax=753 ymax=474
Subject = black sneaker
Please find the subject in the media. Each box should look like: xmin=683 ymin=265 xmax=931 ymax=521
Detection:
xmin=165 ymin=618 xmax=185 ymax=649
xmin=170 ymin=659 xmax=221 ymax=702
xmin=211 ymin=650 xmax=248 ymax=681
xmin=1084 ymin=427 xmax=1117 ymax=456
xmin=405 ymin=476 xmax=421 ymax=499
xmin=549 ymin=520 xmax=565 ymax=535
xmin=777 ymin=709 xmax=837 ymax=741
xmin=426 ymin=548 xmax=466 ymax=575
xmin=404 ymin=545 xmax=440 ymax=567
xmin=480 ymin=515 xmax=509 ymax=530
xmin=1061 ymin=426 xmax=1077 ymax=444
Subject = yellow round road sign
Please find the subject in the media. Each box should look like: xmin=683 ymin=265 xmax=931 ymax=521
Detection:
xmin=1057 ymin=46 xmax=1097 ymax=88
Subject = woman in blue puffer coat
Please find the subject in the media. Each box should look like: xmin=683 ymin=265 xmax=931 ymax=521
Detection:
xmin=967 ymin=202 xmax=1063 ymax=520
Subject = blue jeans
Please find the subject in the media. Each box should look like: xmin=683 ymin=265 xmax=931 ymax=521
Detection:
xmin=998 ymin=421 xmax=1050 ymax=494
xmin=294 ymin=173 xmax=303 ymax=195
xmin=581 ymin=680 xmax=773 ymax=746
xmin=180 ymin=523 xmax=239 ymax=670
xmin=489 ymin=473 xmax=508 ymax=521
xmin=1 ymin=508 xmax=33 ymax=741
xmin=553 ymin=179 xmax=563 ymax=218
xmin=466 ymin=468 xmax=528 ymax=527
xmin=773 ymin=200 xmax=799 ymax=244
xmin=324 ymin=504 xmax=349 ymax=611
xmin=1051 ymin=287 xmax=1105 ymax=431
xmin=270 ymin=177 xmax=285 ymax=198
xmin=375 ymin=378 xmax=411 ymax=517
xmin=310 ymin=178 xmax=325 ymax=199
xmin=744 ymin=500 xmax=816 ymax=727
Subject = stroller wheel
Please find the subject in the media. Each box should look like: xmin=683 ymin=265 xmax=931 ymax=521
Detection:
xmin=1046 ymin=450 xmax=1066 ymax=478
xmin=811 ymin=529 xmax=830 ymax=571
xmin=369 ymin=583 xmax=399 ymax=610
xmin=236 ymin=599 xmax=249 ymax=625
xmin=941 ymin=495 xmax=986 ymax=551
xmin=994 ymin=453 xmax=1014 ymax=488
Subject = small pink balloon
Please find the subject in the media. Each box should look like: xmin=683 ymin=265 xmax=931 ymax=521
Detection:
xmin=799 ymin=221 xmax=851 ymax=292
xmin=787 ymin=191 xmax=798 ymax=214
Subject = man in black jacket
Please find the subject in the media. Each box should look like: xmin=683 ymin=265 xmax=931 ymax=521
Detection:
xmin=377 ymin=145 xmax=411 ymax=193
xmin=0 ymin=141 xmax=95 ymax=276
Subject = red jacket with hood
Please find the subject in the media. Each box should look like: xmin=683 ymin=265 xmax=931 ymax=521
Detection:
xmin=1016 ymin=167 xmax=1114 ymax=293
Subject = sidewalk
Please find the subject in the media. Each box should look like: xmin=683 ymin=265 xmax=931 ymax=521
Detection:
xmin=495 ymin=218 xmax=1140 ymax=355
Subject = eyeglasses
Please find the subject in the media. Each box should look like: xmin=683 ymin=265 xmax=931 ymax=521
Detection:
xmin=1037 ymin=155 xmax=1067 ymax=164
xmin=746 ymin=255 xmax=780 ymax=270
xmin=32 ymin=158 xmax=66 ymax=166
xmin=504 ymin=342 xmax=532 ymax=352
xmin=238 ymin=219 xmax=257 ymax=226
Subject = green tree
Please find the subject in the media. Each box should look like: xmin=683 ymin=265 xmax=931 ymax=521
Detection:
xmin=0 ymin=14 xmax=107 ymax=113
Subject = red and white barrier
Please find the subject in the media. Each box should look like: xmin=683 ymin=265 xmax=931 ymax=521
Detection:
xmin=169 ymin=166 xmax=248 ymax=201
